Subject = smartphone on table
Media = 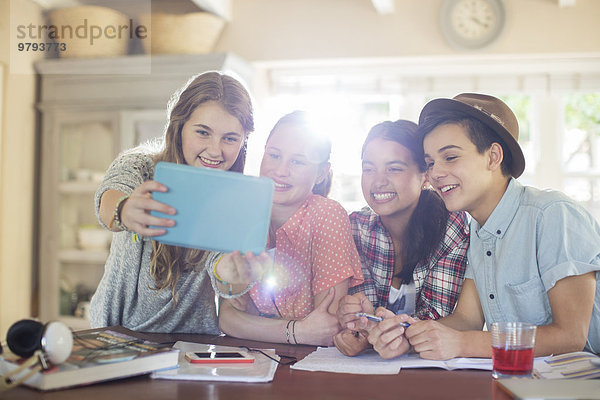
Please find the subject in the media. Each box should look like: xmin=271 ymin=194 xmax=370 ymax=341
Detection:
xmin=184 ymin=351 xmax=255 ymax=364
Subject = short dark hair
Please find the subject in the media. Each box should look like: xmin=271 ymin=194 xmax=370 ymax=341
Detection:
xmin=420 ymin=111 xmax=512 ymax=177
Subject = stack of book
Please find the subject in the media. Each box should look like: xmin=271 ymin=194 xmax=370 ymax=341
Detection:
xmin=498 ymin=352 xmax=600 ymax=400
xmin=533 ymin=351 xmax=600 ymax=379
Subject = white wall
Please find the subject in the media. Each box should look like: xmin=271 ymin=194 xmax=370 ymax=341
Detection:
xmin=214 ymin=0 xmax=600 ymax=195
xmin=215 ymin=0 xmax=600 ymax=61
xmin=0 ymin=0 xmax=44 ymax=337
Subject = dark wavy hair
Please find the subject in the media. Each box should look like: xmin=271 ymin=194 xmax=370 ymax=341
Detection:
xmin=362 ymin=120 xmax=449 ymax=283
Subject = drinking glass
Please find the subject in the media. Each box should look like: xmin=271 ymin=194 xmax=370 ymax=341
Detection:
xmin=490 ymin=322 xmax=537 ymax=379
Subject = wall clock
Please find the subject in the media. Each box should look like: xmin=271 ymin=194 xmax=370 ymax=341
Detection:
xmin=440 ymin=0 xmax=506 ymax=50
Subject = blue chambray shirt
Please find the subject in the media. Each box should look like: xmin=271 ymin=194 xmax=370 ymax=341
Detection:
xmin=466 ymin=178 xmax=600 ymax=353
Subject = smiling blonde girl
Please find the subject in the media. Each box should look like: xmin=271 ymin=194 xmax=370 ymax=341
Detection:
xmin=89 ymin=71 xmax=254 ymax=333
xmin=214 ymin=111 xmax=364 ymax=346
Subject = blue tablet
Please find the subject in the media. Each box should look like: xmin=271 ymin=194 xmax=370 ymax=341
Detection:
xmin=151 ymin=162 xmax=274 ymax=254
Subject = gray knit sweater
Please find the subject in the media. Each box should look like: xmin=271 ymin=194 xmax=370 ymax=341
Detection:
xmin=89 ymin=152 xmax=220 ymax=334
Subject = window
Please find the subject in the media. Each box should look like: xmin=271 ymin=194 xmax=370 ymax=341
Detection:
xmin=254 ymin=92 xmax=422 ymax=211
xmin=562 ymin=93 xmax=600 ymax=219
xmin=254 ymin=55 xmax=600 ymax=217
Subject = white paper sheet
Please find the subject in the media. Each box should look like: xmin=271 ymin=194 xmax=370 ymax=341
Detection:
xmin=398 ymin=354 xmax=494 ymax=370
xmin=291 ymin=347 xmax=403 ymax=375
xmin=151 ymin=341 xmax=278 ymax=383
xmin=399 ymin=354 xmax=547 ymax=372
xmin=291 ymin=347 xmax=518 ymax=375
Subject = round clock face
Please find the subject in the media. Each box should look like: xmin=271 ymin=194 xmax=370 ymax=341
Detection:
xmin=440 ymin=0 xmax=506 ymax=50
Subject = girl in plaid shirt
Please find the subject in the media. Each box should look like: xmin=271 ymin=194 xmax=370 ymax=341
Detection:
xmin=334 ymin=120 xmax=469 ymax=357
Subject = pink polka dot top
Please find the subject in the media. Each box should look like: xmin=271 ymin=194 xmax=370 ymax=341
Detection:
xmin=250 ymin=194 xmax=364 ymax=319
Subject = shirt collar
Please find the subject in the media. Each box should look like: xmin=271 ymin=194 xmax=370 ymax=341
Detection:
xmin=278 ymin=195 xmax=314 ymax=241
xmin=473 ymin=178 xmax=524 ymax=240
xmin=365 ymin=207 xmax=385 ymax=233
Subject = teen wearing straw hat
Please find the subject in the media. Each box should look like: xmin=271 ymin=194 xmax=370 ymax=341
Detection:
xmin=367 ymin=93 xmax=600 ymax=359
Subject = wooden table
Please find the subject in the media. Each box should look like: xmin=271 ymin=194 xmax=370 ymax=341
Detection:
xmin=3 ymin=327 xmax=512 ymax=400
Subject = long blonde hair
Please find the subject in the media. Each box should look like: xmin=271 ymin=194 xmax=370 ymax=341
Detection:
xmin=150 ymin=71 xmax=254 ymax=300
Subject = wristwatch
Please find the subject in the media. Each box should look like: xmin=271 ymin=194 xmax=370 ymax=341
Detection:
xmin=112 ymin=195 xmax=129 ymax=231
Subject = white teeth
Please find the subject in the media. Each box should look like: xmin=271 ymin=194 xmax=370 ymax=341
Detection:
xmin=440 ymin=185 xmax=458 ymax=193
xmin=373 ymin=192 xmax=396 ymax=200
xmin=274 ymin=182 xmax=290 ymax=188
xmin=200 ymin=156 xmax=221 ymax=165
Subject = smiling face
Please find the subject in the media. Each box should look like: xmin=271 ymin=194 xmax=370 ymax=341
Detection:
xmin=361 ymin=137 xmax=425 ymax=219
xmin=260 ymin=123 xmax=328 ymax=213
xmin=423 ymin=122 xmax=504 ymax=224
xmin=180 ymin=100 xmax=245 ymax=170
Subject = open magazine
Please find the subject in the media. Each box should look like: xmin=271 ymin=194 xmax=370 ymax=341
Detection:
xmin=0 ymin=328 xmax=179 ymax=390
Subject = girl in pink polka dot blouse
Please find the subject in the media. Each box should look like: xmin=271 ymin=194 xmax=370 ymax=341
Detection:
xmin=211 ymin=111 xmax=364 ymax=346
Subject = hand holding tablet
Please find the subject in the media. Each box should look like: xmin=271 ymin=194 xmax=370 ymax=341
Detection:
xmin=150 ymin=162 xmax=274 ymax=254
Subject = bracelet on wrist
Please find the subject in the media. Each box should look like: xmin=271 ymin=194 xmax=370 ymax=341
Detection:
xmin=292 ymin=320 xmax=299 ymax=345
xmin=285 ymin=320 xmax=293 ymax=344
xmin=213 ymin=255 xmax=233 ymax=296
xmin=112 ymin=195 xmax=129 ymax=231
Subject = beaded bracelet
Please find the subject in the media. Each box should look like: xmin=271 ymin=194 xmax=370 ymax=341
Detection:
xmin=208 ymin=255 xmax=255 ymax=299
xmin=285 ymin=320 xmax=293 ymax=344
xmin=212 ymin=255 xmax=233 ymax=296
xmin=291 ymin=320 xmax=299 ymax=345
xmin=112 ymin=195 xmax=129 ymax=231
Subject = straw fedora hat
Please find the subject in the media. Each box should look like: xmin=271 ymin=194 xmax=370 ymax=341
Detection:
xmin=419 ymin=93 xmax=525 ymax=178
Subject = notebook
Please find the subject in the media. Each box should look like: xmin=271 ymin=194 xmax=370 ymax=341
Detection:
xmin=497 ymin=378 xmax=600 ymax=400
xmin=151 ymin=162 xmax=274 ymax=254
xmin=151 ymin=341 xmax=278 ymax=383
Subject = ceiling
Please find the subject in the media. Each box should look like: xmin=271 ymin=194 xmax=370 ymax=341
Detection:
xmin=28 ymin=0 xmax=578 ymax=21
xmin=30 ymin=0 xmax=231 ymax=19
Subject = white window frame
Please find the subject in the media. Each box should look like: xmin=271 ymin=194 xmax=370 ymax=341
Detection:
xmin=254 ymin=54 xmax=600 ymax=215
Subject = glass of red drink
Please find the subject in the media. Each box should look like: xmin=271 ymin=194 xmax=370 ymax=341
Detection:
xmin=490 ymin=322 xmax=537 ymax=379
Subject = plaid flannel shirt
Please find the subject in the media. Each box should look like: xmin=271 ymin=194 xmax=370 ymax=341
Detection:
xmin=349 ymin=207 xmax=469 ymax=320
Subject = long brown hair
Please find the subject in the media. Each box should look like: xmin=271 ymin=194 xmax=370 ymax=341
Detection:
xmin=151 ymin=71 xmax=254 ymax=300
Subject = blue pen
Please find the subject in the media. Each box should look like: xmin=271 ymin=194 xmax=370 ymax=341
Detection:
xmin=355 ymin=312 xmax=410 ymax=328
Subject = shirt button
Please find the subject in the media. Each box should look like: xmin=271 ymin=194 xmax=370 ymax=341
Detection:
xmin=486 ymin=251 xmax=492 ymax=256
xmin=489 ymin=294 xmax=495 ymax=299
xmin=496 ymin=230 xmax=501 ymax=235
